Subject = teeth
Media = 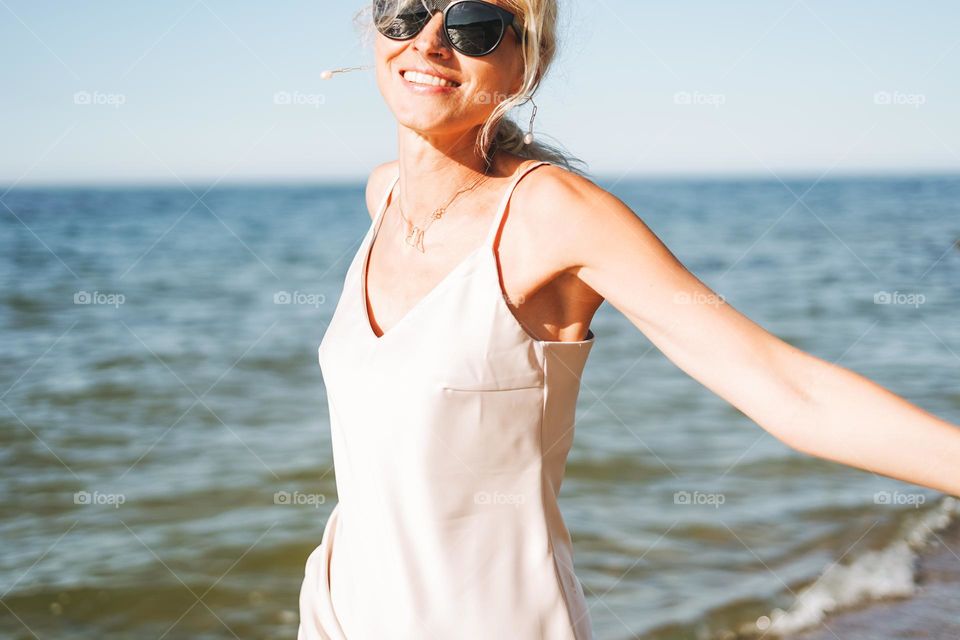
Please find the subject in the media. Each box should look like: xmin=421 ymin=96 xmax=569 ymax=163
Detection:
xmin=403 ymin=70 xmax=458 ymax=87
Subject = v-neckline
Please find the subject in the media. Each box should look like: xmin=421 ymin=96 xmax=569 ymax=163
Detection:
xmin=360 ymin=160 xmax=549 ymax=343
xmin=360 ymin=206 xmax=488 ymax=343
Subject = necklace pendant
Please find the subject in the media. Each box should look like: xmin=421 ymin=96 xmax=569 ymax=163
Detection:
xmin=406 ymin=226 xmax=426 ymax=252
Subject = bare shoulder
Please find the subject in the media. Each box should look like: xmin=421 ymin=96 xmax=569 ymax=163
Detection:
xmin=513 ymin=162 xmax=622 ymax=217
xmin=511 ymin=163 xmax=645 ymax=271
xmin=364 ymin=160 xmax=399 ymax=221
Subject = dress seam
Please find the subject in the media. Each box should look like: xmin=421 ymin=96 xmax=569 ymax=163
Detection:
xmin=538 ymin=349 xmax=581 ymax=640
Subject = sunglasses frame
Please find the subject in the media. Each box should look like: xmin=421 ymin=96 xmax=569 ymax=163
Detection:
xmin=374 ymin=0 xmax=524 ymax=57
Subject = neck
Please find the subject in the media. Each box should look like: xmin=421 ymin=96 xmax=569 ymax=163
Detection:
xmin=395 ymin=125 xmax=497 ymax=216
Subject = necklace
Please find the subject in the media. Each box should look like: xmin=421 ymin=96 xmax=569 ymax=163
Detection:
xmin=396 ymin=169 xmax=490 ymax=253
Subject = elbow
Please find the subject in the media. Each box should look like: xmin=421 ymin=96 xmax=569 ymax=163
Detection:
xmin=764 ymin=346 xmax=825 ymax=456
xmin=756 ymin=375 xmax=821 ymax=457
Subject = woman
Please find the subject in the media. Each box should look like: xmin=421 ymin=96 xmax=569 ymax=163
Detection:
xmin=298 ymin=1 xmax=960 ymax=638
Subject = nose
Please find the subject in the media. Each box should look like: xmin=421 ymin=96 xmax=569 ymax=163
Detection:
xmin=412 ymin=12 xmax=451 ymax=59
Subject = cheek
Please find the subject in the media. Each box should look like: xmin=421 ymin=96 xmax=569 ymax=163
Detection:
xmin=373 ymin=43 xmax=406 ymax=106
xmin=373 ymin=39 xmax=399 ymax=83
xmin=465 ymin=45 xmax=525 ymax=100
xmin=463 ymin=64 xmax=522 ymax=113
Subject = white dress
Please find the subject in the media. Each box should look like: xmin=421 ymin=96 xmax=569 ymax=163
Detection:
xmin=298 ymin=160 xmax=597 ymax=639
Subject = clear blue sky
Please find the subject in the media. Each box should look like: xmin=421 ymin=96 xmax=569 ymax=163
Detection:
xmin=1 ymin=0 xmax=958 ymax=185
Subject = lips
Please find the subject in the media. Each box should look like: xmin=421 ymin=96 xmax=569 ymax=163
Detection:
xmin=400 ymin=69 xmax=461 ymax=88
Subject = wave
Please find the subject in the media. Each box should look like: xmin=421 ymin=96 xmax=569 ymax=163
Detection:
xmin=739 ymin=495 xmax=959 ymax=637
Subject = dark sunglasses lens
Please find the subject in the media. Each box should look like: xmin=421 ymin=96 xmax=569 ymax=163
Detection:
xmin=445 ymin=2 xmax=505 ymax=55
xmin=373 ymin=0 xmax=430 ymax=39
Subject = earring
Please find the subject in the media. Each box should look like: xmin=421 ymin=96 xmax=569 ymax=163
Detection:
xmin=523 ymin=97 xmax=538 ymax=145
xmin=321 ymin=65 xmax=373 ymax=80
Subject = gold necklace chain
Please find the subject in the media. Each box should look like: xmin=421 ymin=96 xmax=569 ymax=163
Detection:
xmin=396 ymin=169 xmax=490 ymax=253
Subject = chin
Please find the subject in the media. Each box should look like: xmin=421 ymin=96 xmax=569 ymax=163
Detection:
xmin=399 ymin=117 xmax=461 ymax=138
xmin=392 ymin=104 xmax=476 ymax=138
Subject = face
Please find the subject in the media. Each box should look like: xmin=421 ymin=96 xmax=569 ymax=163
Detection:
xmin=374 ymin=0 xmax=526 ymax=142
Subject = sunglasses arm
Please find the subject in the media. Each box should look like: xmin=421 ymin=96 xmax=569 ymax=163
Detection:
xmin=509 ymin=17 xmax=524 ymax=44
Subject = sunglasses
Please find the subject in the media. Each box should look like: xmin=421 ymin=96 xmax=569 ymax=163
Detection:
xmin=373 ymin=0 xmax=523 ymax=57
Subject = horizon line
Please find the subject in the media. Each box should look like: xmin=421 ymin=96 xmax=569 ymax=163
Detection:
xmin=3 ymin=167 xmax=959 ymax=191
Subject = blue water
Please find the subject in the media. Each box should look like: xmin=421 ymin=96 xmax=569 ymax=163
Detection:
xmin=1 ymin=174 xmax=958 ymax=639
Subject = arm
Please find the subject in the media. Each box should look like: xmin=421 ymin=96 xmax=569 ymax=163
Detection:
xmin=536 ymin=168 xmax=960 ymax=497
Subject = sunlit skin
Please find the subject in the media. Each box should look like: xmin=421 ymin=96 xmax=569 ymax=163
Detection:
xmin=363 ymin=1 xmax=960 ymax=497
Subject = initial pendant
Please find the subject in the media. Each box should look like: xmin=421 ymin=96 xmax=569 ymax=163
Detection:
xmin=406 ymin=226 xmax=425 ymax=252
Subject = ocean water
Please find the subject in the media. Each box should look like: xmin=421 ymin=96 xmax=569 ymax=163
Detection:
xmin=1 ymin=174 xmax=958 ymax=639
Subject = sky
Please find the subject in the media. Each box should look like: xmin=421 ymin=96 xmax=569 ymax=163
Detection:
xmin=1 ymin=0 xmax=958 ymax=186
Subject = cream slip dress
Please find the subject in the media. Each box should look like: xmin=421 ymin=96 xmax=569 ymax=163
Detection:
xmin=297 ymin=160 xmax=597 ymax=640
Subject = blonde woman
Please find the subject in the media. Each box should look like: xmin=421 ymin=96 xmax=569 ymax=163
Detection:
xmin=298 ymin=1 xmax=960 ymax=638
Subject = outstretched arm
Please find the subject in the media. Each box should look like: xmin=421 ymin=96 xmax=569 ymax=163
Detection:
xmin=538 ymin=168 xmax=960 ymax=497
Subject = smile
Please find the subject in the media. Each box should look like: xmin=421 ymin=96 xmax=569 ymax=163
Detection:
xmin=401 ymin=70 xmax=461 ymax=88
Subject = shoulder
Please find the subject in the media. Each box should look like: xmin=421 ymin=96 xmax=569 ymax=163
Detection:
xmin=511 ymin=162 xmax=643 ymax=268
xmin=364 ymin=160 xmax=399 ymax=221
xmin=513 ymin=162 xmax=614 ymax=213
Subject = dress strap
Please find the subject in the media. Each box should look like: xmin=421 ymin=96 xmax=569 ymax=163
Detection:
xmin=483 ymin=160 xmax=552 ymax=248
xmin=370 ymin=168 xmax=401 ymax=236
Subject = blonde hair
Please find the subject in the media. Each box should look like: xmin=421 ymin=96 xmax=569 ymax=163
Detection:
xmin=359 ymin=0 xmax=585 ymax=175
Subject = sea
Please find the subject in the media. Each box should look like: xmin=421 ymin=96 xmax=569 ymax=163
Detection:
xmin=1 ymin=173 xmax=958 ymax=639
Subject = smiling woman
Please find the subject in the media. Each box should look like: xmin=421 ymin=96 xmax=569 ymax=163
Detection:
xmin=296 ymin=1 xmax=960 ymax=639
xmin=368 ymin=0 xmax=580 ymax=171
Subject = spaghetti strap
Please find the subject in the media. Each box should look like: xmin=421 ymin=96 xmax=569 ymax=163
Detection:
xmin=374 ymin=161 xmax=548 ymax=244
xmin=370 ymin=168 xmax=401 ymax=232
xmin=483 ymin=160 xmax=552 ymax=248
